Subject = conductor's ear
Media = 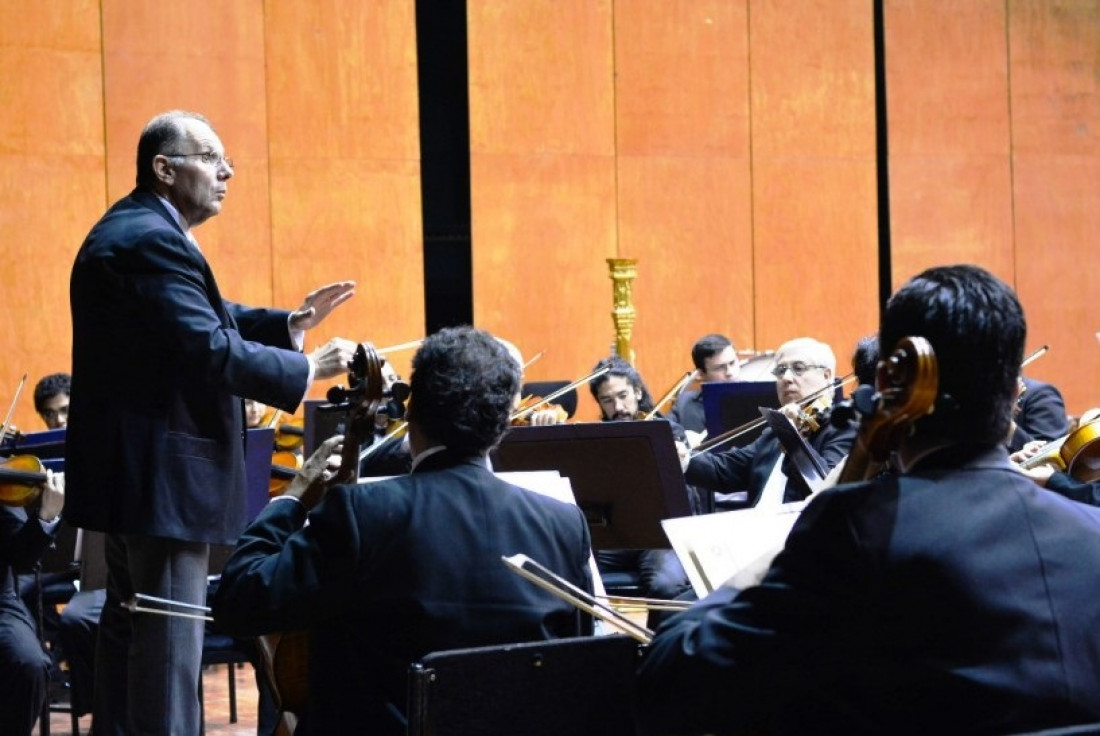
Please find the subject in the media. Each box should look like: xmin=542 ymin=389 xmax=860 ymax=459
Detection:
xmin=152 ymin=155 xmax=175 ymax=185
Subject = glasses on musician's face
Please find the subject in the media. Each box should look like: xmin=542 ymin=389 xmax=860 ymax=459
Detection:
xmin=166 ymin=150 xmax=234 ymax=170
xmin=770 ymin=361 xmax=827 ymax=379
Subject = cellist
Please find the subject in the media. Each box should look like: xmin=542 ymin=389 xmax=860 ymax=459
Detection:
xmin=638 ymin=264 xmax=1100 ymax=736
xmin=212 ymin=327 xmax=593 ymax=735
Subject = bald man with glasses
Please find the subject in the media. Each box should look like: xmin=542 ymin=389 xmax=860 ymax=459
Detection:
xmin=682 ymin=337 xmax=856 ymax=510
xmin=67 ymin=110 xmax=359 ymax=736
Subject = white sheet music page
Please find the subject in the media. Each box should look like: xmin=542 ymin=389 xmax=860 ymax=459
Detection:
xmin=662 ymin=503 xmax=806 ymax=598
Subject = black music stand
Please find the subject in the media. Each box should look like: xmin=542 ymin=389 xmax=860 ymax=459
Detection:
xmin=491 ymin=421 xmax=692 ymax=550
xmin=5 ymin=427 xmax=67 ymax=460
xmin=701 ymin=381 xmax=780 ymax=447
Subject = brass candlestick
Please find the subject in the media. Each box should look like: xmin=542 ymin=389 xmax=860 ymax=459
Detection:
xmin=607 ymin=258 xmax=637 ymax=365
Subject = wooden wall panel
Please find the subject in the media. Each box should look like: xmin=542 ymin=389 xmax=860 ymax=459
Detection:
xmin=469 ymin=0 xmax=617 ymax=417
xmin=884 ymin=0 xmax=1015 ymax=287
xmin=614 ymin=1 xmax=755 ymax=405
xmin=264 ymin=1 xmax=424 ymax=389
xmin=750 ymin=0 xmax=879 ymax=366
xmin=100 ymin=0 xmax=273 ymax=316
xmin=0 ymin=0 xmax=104 ymax=432
xmin=1009 ymin=0 xmax=1100 ymax=415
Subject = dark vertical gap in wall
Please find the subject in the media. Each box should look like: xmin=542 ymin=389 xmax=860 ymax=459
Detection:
xmin=416 ymin=0 xmax=473 ymax=334
xmin=873 ymin=0 xmax=893 ymax=317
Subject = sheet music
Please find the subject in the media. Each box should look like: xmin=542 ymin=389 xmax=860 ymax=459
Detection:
xmin=662 ymin=503 xmax=806 ymax=598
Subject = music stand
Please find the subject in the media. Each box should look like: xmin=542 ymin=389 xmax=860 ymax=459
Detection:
xmin=702 ymin=381 xmax=780 ymax=447
xmin=491 ymin=421 xmax=692 ymax=550
xmin=244 ymin=427 xmax=277 ymax=523
xmin=7 ymin=427 xmax=67 ymax=460
xmin=303 ymin=398 xmax=346 ymax=458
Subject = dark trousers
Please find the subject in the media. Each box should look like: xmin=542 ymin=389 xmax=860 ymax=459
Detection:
xmin=94 ymin=534 xmax=209 ymax=736
xmin=0 ymin=599 xmax=51 ymax=736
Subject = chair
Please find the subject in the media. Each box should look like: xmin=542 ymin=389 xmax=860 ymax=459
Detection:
xmin=199 ymin=544 xmax=258 ymax=734
xmin=521 ymin=380 xmax=578 ymax=419
xmin=407 ymin=634 xmax=641 ymax=736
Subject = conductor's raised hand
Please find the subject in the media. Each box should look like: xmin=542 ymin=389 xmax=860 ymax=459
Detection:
xmin=309 ymin=337 xmax=359 ymax=381
xmin=289 ymin=281 xmax=356 ymax=332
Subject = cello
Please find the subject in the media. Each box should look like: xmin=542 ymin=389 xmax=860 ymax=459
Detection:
xmin=255 ymin=342 xmax=389 ymax=731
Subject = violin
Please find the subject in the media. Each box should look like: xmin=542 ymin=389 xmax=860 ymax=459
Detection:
xmin=511 ymin=394 xmax=569 ymax=426
xmin=691 ymin=372 xmax=858 ymax=456
xmin=268 ymin=450 xmax=303 ymax=497
xmin=257 ymin=406 xmax=306 ymax=453
xmin=0 ymin=454 xmax=48 ymax=507
xmin=1018 ymin=416 xmax=1100 ymax=482
xmin=258 ymin=343 xmax=389 ymax=731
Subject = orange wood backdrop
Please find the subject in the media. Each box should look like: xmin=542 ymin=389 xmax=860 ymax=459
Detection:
xmin=1 ymin=1 xmax=1097 ymax=430
xmin=0 ymin=0 xmax=423 ymax=433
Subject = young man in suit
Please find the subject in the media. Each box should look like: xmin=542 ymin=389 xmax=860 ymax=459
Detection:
xmin=638 ymin=264 xmax=1100 ymax=735
xmin=213 ymin=326 xmax=593 ymax=735
xmin=67 ymin=110 xmax=358 ymax=736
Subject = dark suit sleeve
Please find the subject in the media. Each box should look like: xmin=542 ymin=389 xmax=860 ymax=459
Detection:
xmin=128 ymin=235 xmax=309 ymax=411
xmin=1017 ymin=381 xmax=1069 ymax=443
xmin=685 ymin=432 xmax=765 ymax=492
xmin=0 ymin=506 xmax=55 ymax=574
xmin=212 ymin=487 xmax=372 ymax=636
xmin=1046 ymin=472 xmax=1100 ymax=507
xmin=636 ymin=489 xmax=870 ymax=735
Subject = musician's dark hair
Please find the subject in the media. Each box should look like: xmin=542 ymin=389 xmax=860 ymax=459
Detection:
xmin=33 ymin=372 xmax=71 ymax=414
xmin=880 ymin=264 xmax=1024 ymax=447
xmin=588 ymin=357 xmax=656 ymax=417
xmin=691 ymin=334 xmax=734 ymax=372
xmin=135 ymin=110 xmax=212 ymax=189
xmin=852 ymin=334 xmax=879 ymax=387
xmin=406 ymin=326 xmax=520 ymax=456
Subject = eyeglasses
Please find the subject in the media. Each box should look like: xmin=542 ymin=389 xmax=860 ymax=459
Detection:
xmin=166 ymin=150 xmax=234 ymax=169
xmin=770 ymin=361 xmax=827 ymax=378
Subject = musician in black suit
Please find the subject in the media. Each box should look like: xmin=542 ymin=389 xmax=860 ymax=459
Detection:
xmin=67 ymin=110 xmax=357 ymax=736
xmin=213 ymin=327 xmax=593 ymax=736
xmin=683 ymin=337 xmax=856 ymax=509
xmin=1007 ymin=377 xmax=1069 ymax=452
xmin=668 ymin=333 xmax=740 ymax=440
xmin=0 ymin=472 xmax=64 ymax=736
xmin=639 ymin=264 xmax=1100 ymax=735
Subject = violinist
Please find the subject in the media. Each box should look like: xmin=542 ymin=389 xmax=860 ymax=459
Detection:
xmin=1006 ymin=375 xmax=1070 ymax=452
xmin=588 ymin=357 xmax=697 ymax=606
xmin=1 ymin=465 xmax=64 ymax=736
xmin=212 ymin=327 xmax=593 ymax=735
xmin=682 ymin=337 xmax=856 ymax=510
xmin=668 ymin=333 xmax=740 ymax=443
xmin=639 ymin=264 xmax=1100 ymax=736
xmin=33 ymin=373 xmax=70 ymax=430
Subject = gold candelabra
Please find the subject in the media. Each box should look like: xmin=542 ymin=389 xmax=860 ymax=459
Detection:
xmin=606 ymin=258 xmax=637 ymax=365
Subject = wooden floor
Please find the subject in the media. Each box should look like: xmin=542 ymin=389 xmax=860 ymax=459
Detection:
xmin=34 ymin=662 xmax=262 ymax=736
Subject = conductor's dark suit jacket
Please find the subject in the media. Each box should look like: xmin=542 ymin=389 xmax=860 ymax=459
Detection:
xmin=67 ymin=189 xmax=310 ymax=545
xmin=639 ymin=446 xmax=1100 ymax=735
xmin=685 ymin=419 xmax=856 ymax=505
xmin=212 ymin=450 xmax=594 ymax=736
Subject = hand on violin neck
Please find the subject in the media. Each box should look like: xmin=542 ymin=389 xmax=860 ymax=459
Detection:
xmin=285 ymin=435 xmax=343 ymax=509
xmin=38 ymin=469 xmax=64 ymax=521
xmin=309 ymin=337 xmax=358 ymax=381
